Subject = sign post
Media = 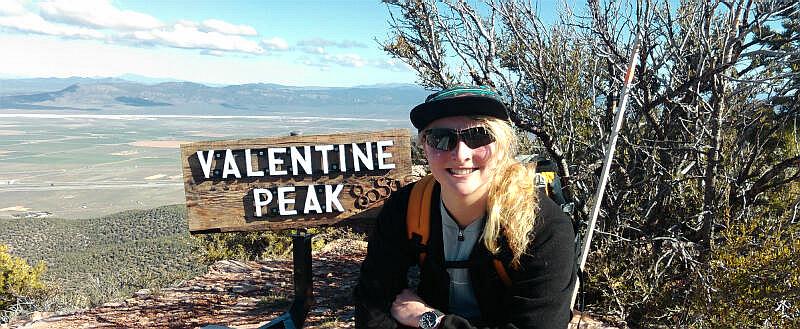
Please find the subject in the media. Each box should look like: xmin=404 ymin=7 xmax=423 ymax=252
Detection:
xmin=180 ymin=129 xmax=413 ymax=328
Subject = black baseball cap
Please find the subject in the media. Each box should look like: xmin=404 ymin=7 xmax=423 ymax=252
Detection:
xmin=410 ymin=85 xmax=509 ymax=130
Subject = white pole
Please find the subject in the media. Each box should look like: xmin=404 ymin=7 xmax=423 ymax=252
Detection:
xmin=570 ymin=32 xmax=642 ymax=310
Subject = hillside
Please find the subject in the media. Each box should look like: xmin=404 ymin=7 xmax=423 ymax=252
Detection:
xmin=0 ymin=205 xmax=205 ymax=310
xmin=0 ymin=78 xmax=429 ymax=115
xmin=0 ymin=77 xmax=130 ymax=96
xmin=6 ymin=240 xmax=366 ymax=329
xmin=7 ymin=239 xmax=614 ymax=329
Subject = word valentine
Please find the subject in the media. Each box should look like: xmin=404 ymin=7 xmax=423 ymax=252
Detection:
xmin=195 ymin=141 xmax=396 ymax=179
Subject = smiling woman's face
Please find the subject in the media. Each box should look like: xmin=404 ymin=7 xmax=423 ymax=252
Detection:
xmin=422 ymin=116 xmax=497 ymax=200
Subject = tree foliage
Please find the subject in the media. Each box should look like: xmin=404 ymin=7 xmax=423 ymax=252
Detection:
xmin=382 ymin=0 xmax=800 ymax=326
xmin=0 ymin=244 xmax=46 ymax=313
xmin=192 ymin=226 xmax=365 ymax=263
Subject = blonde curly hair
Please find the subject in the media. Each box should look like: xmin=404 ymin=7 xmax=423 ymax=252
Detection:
xmin=478 ymin=116 xmax=539 ymax=269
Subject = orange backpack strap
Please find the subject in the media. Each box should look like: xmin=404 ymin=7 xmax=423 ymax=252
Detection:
xmin=406 ymin=174 xmax=513 ymax=288
xmin=406 ymin=174 xmax=436 ymax=265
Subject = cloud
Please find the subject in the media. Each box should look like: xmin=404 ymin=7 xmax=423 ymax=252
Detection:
xmin=0 ymin=0 xmax=103 ymax=39
xmin=200 ymin=49 xmax=227 ymax=57
xmin=200 ymin=19 xmax=257 ymax=36
xmin=296 ymin=38 xmax=368 ymax=56
xmin=39 ymin=0 xmax=162 ymax=30
xmin=321 ymin=53 xmax=368 ymax=68
xmin=261 ymin=37 xmax=289 ymax=51
xmin=297 ymin=38 xmax=367 ymax=49
xmin=297 ymin=57 xmax=331 ymax=71
xmin=0 ymin=13 xmax=104 ymax=38
xmin=374 ymin=58 xmax=411 ymax=72
xmin=0 ymin=1 xmax=393 ymax=63
xmin=0 ymin=0 xmax=27 ymax=16
xmin=298 ymin=54 xmax=411 ymax=72
xmin=299 ymin=46 xmax=326 ymax=55
xmin=122 ymin=22 xmax=264 ymax=54
xmin=0 ymin=2 xmax=265 ymax=56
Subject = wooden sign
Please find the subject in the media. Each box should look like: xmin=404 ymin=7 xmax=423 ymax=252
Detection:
xmin=180 ymin=129 xmax=413 ymax=233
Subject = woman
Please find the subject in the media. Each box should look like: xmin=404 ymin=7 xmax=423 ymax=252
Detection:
xmin=354 ymin=86 xmax=576 ymax=328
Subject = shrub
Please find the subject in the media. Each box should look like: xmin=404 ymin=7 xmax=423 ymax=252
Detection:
xmin=694 ymin=182 xmax=800 ymax=328
xmin=702 ymin=220 xmax=800 ymax=328
xmin=0 ymin=244 xmax=47 ymax=312
xmin=192 ymin=227 xmax=365 ymax=263
xmin=193 ymin=231 xmax=292 ymax=263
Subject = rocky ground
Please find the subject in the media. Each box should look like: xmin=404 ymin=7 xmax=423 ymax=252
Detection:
xmin=7 ymin=239 xmax=615 ymax=328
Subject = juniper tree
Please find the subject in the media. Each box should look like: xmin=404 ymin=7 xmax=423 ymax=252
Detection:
xmin=381 ymin=0 xmax=800 ymax=326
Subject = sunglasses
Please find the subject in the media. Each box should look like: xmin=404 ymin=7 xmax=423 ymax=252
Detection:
xmin=422 ymin=126 xmax=495 ymax=151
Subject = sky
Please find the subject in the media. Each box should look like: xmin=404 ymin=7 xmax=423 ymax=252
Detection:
xmin=0 ymin=0 xmax=423 ymax=87
xmin=0 ymin=0 xmax=571 ymax=87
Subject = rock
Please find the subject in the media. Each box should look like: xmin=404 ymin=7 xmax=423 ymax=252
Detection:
xmin=27 ymin=311 xmax=51 ymax=322
xmin=231 ymin=284 xmax=259 ymax=294
xmin=311 ymin=307 xmax=331 ymax=314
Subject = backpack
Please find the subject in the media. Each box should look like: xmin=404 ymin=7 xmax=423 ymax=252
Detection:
xmin=530 ymin=157 xmax=574 ymax=215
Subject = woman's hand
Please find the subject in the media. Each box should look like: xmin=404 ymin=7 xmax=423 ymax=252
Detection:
xmin=390 ymin=289 xmax=434 ymax=327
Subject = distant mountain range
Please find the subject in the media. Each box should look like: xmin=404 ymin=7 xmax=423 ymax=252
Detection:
xmin=0 ymin=77 xmax=430 ymax=115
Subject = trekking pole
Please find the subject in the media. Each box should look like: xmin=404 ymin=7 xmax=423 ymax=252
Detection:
xmin=570 ymin=31 xmax=642 ymax=310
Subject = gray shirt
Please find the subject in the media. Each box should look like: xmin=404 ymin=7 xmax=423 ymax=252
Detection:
xmin=440 ymin=200 xmax=483 ymax=320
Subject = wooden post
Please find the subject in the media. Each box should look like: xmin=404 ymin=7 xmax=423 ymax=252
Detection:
xmin=261 ymin=230 xmax=313 ymax=329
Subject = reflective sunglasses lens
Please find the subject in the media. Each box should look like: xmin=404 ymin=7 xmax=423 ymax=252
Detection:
xmin=425 ymin=129 xmax=457 ymax=151
xmin=462 ymin=127 xmax=494 ymax=148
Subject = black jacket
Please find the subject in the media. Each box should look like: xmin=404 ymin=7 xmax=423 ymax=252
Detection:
xmin=354 ymin=181 xmax=576 ymax=328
